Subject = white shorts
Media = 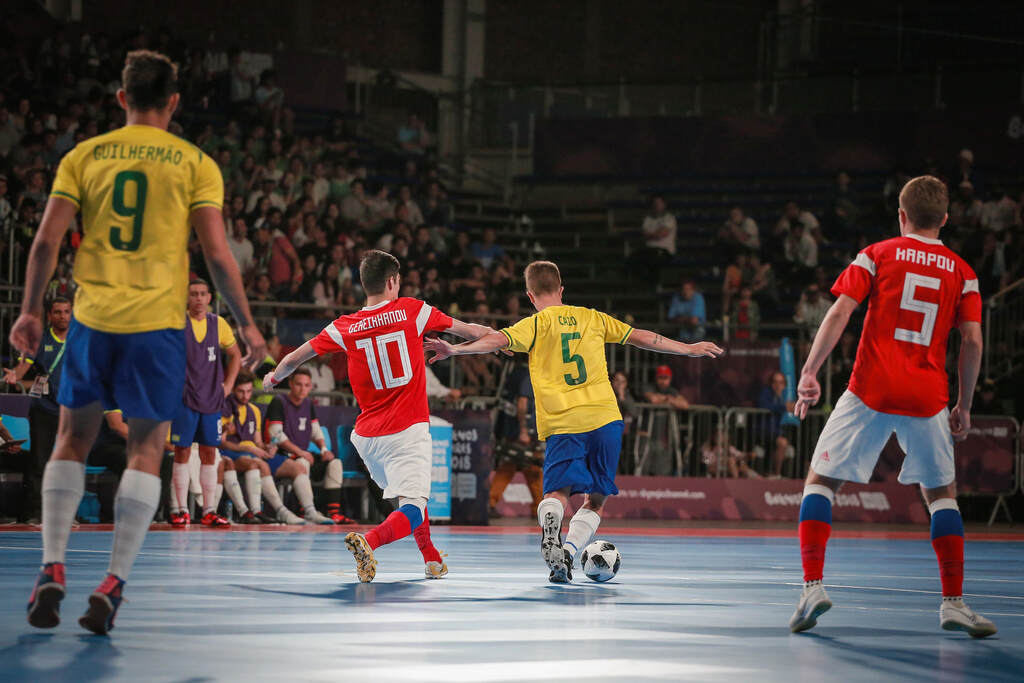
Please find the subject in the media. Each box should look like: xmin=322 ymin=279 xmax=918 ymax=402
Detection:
xmin=350 ymin=422 xmax=431 ymax=500
xmin=810 ymin=390 xmax=955 ymax=489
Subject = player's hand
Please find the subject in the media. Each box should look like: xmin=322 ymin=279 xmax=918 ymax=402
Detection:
xmin=687 ymin=341 xmax=725 ymax=358
xmin=319 ymin=448 xmax=335 ymax=462
xmin=266 ymin=443 xmax=278 ymax=458
xmin=262 ymin=370 xmax=279 ymax=390
xmin=794 ymin=373 xmax=820 ymax=420
xmin=238 ymin=324 xmax=268 ymax=371
xmin=424 ymin=337 xmax=456 ymax=364
xmin=298 ymin=450 xmax=314 ymax=464
xmin=222 ymin=382 xmax=231 ymax=397
xmin=3 ymin=367 xmax=18 ymax=385
xmin=949 ymin=404 xmax=971 ymax=442
xmin=517 ymin=428 xmax=531 ymax=445
xmin=10 ymin=313 xmax=43 ymax=358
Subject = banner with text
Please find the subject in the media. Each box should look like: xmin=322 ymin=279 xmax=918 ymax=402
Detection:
xmin=495 ymin=475 xmax=928 ymax=523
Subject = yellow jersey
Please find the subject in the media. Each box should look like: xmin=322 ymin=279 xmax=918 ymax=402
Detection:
xmin=188 ymin=314 xmax=236 ymax=349
xmin=50 ymin=124 xmax=224 ymax=334
xmin=501 ymin=305 xmax=633 ymax=440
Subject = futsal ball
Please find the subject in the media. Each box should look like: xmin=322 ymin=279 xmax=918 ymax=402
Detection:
xmin=580 ymin=540 xmax=620 ymax=582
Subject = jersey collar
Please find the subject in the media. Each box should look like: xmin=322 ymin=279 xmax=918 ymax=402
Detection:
xmin=49 ymin=327 xmax=67 ymax=343
xmin=904 ymin=233 xmax=943 ymax=246
xmin=361 ymin=299 xmax=392 ymax=311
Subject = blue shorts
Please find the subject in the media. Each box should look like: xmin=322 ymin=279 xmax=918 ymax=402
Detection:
xmin=266 ymin=453 xmax=290 ymax=475
xmin=543 ymin=420 xmax=623 ymax=496
xmin=171 ymin=407 xmax=222 ymax=448
xmin=58 ymin=318 xmax=186 ymax=422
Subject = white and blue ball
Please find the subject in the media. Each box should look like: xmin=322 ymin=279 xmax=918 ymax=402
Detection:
xmin=580 ymin=540 xmax=620 ymax=582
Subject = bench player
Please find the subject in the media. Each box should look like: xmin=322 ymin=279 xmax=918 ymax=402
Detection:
xmin=264 ymin=250 xmax=500 ymax=581
xmin=19 ymin=50 xmax=265 ymax=634
xmin=169 ymin=279 xmax=241 ymax=527
xmin=426 ymin=260 xmax=723 ymax=582
xmin=788 ymin=175 xmax=996 ymax=637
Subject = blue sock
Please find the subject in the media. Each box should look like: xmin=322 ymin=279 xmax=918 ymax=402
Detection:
xmin=398 ymin=503 xmax=423 ymax=531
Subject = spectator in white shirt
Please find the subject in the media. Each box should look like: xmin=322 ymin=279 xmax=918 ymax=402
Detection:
xmin=784 ymin=222 xmax=818 ymax=272
xmin=641 ymin=195 xmax=677 ymax=255
xmin=246 ymin=177 xmax=286 ymax=213
xmin=719 ymin=206 xmax=760 ymax=253
xmin=793 ymin=285 xmax=832 ymax=338
xmin=776 ymin=201 xmax=822 ymax=243
xmin=308 ymin=356 xmax=336 ymax=407
xmin=394 ymin=184 xmax=424 ymax=227
xmin=424 ymin=358 xmax=462 ymax=403
xmin=227 ymin=217 xmax=254 ymax=277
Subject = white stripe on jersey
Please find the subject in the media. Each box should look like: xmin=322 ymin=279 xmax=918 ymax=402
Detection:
xmin=852 ymin=252 xmax=876 ymax=276
xmin=323 ymin=322 xmax=346 ymax=350
xmin=415 ymin=301 xmax=433 ymax=336
xmin=962 ymin=278 xmax=980 ymax=295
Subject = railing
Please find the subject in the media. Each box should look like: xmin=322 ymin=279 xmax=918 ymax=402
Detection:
xmin=983 ymin=277 xmax=1024 ymax=381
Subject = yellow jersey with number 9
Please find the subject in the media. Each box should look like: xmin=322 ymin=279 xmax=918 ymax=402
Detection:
xmin=50 ymin=124 xmax=223 ymax=334
xmin=500 ymin=305 xmax=633 ymax=440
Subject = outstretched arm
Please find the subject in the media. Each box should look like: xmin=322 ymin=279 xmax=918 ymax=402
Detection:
xmin=446 ymin=318 xmax=496 ymax=341
xmin=794 ymin=294 xmax=858 ymax=418
xmin=425 ymin=332 xmax=509 ymax=364
xmin=263 ymin=341 xmax=317 ymax=388
xmin=626 ymin=329 xmax=723 ymax=358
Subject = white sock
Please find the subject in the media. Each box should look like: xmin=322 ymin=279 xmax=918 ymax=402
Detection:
xmin=214 ymin=483 xmax=224 ymax=511
xmin=107 ymin=470 xmax=160 ymax=579
xmin=171 ymin=461 xmax=190 ymax=513
xmin=564 ymin=508 xmax=601 ymax=560
xmin=199 ymin=465 xmax=218 ymax=515
xmin=293 ymin=473 xmax=315 ymax=514
xmin=244 ymin=469 xmax=262 ymax=511
xmin=41 ymin=460 xmax=86 ymax=565
xmin=262 ymin=476 xmax=285 ymax=512
xmin=325 ymin=458 xmax=343 ymax=490
xmin=537 ymin=497 xmax=564 ymax=529
xmin=188 ymin=451 xmax=202 ymax=495
xmin=222 ymin=470 xmax=248 ymax=515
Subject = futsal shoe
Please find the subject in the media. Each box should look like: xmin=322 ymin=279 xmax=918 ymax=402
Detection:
xmin=238 ymin=511 xmax=261 ymax=525
xmin=79 ymin=574 xmax=124 ymax=635
xmin=254 ymin=510 xmax=278 ymax=524
xmin=344 ymin=532 xmax=378 ymax=583
xmin=27 ymin=562 xmax=66 ymax=628
xmin=541 ymin=511 xmax=571 ymax=583
xmin=789 ymin=581 xmax=832 ymax=633
xmin=425 ymin=553 xmax=449 ymax=579
xmin=940 ymin=597 xmax=998 ymax=638
xmin=200 ymin=512 xmax=231 ymax=528
xmin=304 ymin=509 xmax=334 ymax=525
xmin=277 ymin=507 xmax=305 ymax=525
xmin=169 ymin=511 xmax=190 ymax=528
xmin=330 ymin=511 xmax=356 ymax=525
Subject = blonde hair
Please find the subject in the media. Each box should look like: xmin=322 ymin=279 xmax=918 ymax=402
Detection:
xmin=524 ymin=260 xmax=561 ymax=296
xmin=899 ymin=175 xmax=948 ymax=229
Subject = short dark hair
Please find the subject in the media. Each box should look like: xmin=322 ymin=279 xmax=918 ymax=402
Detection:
xmin=47 ymin=297 xmax=71 ymax=313
xmin=122 ymin=50 xmax=178 ymax=111
xmin=899 ymin=175 xmax=948 ymax=230
xmin=524 ymin=260 xmax=561 ymax=296
xmin=189 ymin=278 xmax=210 ymax=291
xmin=291 ymin=367 xmax=312 ymax=381
xmin=234 ymin=369 xmax=255 ymax=387
xmin=359 ymin=250 xmax=401 ymax=295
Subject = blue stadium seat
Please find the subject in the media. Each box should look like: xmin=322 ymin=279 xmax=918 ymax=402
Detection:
xmin=2 ymin=415 xmax=30 ymax=450
xmin=335 ymin=425 xmax=366 ymax=479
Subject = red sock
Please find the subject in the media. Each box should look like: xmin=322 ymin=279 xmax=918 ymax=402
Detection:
xmin=932 ymin=535 xmax=965 ymax=597
xmin=364 ymin=510 xmax=413 ymax=550
xmin=798 ymin=520 xmax=831 ymax=582
xmin=413 ymin=510 xmax=442 ymax=564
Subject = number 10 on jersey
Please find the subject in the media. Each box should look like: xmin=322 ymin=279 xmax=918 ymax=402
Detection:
xmin=355 ymin=332 xmax=413 ymax=390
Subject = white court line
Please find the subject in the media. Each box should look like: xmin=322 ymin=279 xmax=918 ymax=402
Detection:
xmin=330 ymin=659 xmax=749 ymax=682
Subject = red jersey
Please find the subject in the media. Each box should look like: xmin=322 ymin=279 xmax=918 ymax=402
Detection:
xmin=310 ymin=297 xmax=453 ymax=436
xmin=832 ymin=233 xmax=981 ymax=417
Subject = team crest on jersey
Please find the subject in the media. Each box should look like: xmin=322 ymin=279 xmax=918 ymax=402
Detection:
xmin=248 ymin=421 xmax=255 ymax=433
xmin=820 ymin=451 xmax=830 ymax=462
xmin=207 ymin=346 xmax=216 ymax=361
xmin=298 ymin=417 xmax=307 ymax=431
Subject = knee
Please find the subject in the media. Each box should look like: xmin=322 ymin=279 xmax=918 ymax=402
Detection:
xmin=258 ymin=462 xmax=270 ymax=475
xmin=297 ymin=459 xmax=310 ymax=474
xmin=326 ymin=458 xmax=342 ymax=476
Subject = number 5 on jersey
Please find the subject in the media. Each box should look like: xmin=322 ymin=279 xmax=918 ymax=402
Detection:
xmin=356 ymin=332 xmax=413 ymax=390
xmin=894 ymin=272 xmax=940 ymax=346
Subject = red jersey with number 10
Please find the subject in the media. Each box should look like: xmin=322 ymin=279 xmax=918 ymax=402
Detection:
xmin=831 ymin=233 xmax=981 ymax=417
xmin=310 ymin=297 xmax=453 ymax=436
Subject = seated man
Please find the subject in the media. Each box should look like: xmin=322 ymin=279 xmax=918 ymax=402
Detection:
xmin=220 ymin=371 xmax=298 ymax=524
xmin=265 ymin=369 xmax=353 ymax=525
xmin=489 ymin=363 xmax=543 ymax=516
xmin=86 ymin=410 xmax=129 ymax=522
xmin=0 ymin=416 xmax=31 ymax=523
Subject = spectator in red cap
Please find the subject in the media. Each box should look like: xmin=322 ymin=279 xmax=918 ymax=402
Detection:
xmin=641 ymin=365 xmax=690 ymax=475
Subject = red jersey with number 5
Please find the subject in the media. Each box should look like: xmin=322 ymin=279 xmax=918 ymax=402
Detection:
xmin=831 ymin=233 xmax=981 ymax=417
xmin=310 ymin=297 xmax=453 ymax=436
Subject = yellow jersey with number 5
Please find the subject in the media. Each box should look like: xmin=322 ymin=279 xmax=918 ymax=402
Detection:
xmin=500 ymin=305 xmax=633 ymax=440
xmin=50 ymin=124 xmax=223 ymax=334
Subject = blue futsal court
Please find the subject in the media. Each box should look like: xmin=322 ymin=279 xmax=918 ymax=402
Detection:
xmin=1 ymin=526 xmax=1022 ymax=682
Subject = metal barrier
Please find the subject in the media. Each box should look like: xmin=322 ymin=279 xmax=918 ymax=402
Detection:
xmin=983 ymin=277 xmax=1024 ymax=381
xmin=723 ymin=407 xmax=828 ymax=479
xmin=630 ymin=403 xmax=723 ymax=476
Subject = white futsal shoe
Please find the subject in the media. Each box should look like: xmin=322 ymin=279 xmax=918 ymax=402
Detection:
xmin=304 ymin=508 xmax=334 ymax=525
xmin=540 ymin=511 xmax=571 ymax=583
xmin=277 ymin=507 xmax=306 ymax=525
xmin=940 ymin=597 xmax=997 ymax=638
xmin=789 ymin=581 xmax=832 ymax=633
